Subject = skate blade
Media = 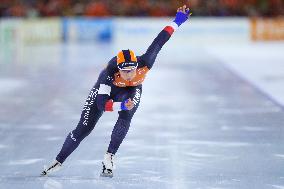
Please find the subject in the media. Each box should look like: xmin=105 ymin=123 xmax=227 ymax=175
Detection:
xmin=100 ymin=172 xmax=113 ymax=178
xmin=40 ymin=171 xmax=47 ymax=176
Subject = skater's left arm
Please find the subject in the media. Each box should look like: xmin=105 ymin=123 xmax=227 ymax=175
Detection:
xmin=140 ymin=5 xmax=191 ymax=69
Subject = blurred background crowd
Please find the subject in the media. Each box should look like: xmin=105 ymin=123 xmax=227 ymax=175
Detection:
xmin=0 ymin=0 xmax=284 ymax=17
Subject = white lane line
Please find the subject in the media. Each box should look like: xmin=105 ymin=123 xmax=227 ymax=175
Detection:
xmin=0 ymin=144 xmax=8 ymax=149
xmin=172 ymin=140 xmax=252 ymax=147
xmin=76 ymin=160 xmax=101 ymax=165
xmin=274 ymin=154 xmax=284 ymax=159
xmin=271 ymin=185 xmax=284 ymax=189
xmin=8 ymin=158 xmax=44 ymax=165
xmin=46 ymin=137 xmax=63 ymax=141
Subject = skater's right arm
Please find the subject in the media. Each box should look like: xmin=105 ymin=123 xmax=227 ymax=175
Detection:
xmin=96 ymin=68 xmax=113 ymax=112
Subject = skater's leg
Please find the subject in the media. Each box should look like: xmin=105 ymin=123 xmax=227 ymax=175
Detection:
xmin=101 ymin=87 xmax=142 ymax=177
xmin=107 ymin=87 xmax=142 ymax=154
xmin=56 ymin=86 xmax=103 ymax=163
xmin=107 ymin=118 xmax=131 ymax=154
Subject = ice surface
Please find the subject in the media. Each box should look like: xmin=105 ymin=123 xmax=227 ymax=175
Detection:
xmin=0 ymin=42 xmax=284 ymax=189
xmin=207 ymin=42 xmax=284 ymax=109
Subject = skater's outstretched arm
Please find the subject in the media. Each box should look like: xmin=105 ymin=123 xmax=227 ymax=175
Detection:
xmin=140 ymin=5 xmax=191 ymax=69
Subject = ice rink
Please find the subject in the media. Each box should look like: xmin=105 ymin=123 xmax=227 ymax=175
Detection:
xmin=0 ymin=41 xmax=284 ymax=189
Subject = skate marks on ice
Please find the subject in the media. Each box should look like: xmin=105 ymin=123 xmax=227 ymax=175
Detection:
xmin=44 ymin=178 xmax=63 ymax=189
xmin=0 ymin=174 xmax=283 ymax=189
xmin=0 ymin=174 xmax=192 ymax=189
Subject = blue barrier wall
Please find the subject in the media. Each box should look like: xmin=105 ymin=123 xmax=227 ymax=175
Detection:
xmin=62 ymin=18 xmax=113 ymax=43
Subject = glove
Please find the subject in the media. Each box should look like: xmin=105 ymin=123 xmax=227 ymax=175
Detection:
xmin=173 ymin=6 xmax=191 ymax=27
xmin=121 ymin=98 xmax=134 ymax=111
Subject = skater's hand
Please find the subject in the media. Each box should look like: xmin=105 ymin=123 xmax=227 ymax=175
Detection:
xmin=121 ymin=98 xmax=134 ymax=111
xmin=173 ymin=5 xmax=191 ymax=26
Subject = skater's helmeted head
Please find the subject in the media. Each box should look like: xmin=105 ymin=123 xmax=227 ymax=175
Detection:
xmin=117 ymin=50 xmax=138 ymax=81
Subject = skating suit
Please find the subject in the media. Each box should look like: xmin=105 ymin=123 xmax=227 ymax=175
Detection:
xmin=56 ymin=24 xmax=176 ymax=163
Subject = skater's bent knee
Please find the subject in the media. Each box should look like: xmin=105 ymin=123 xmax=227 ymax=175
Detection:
xmin=117 ymin=118 xmax=131 ymax=127
xmin=118 ymin=112 xmax=135 ymax=122
xmin=71 ymin=128 xmax=92 ymax=142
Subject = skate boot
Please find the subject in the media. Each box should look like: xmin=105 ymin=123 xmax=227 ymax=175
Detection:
xmin=100 ymin=152 xmax=114 ymax=178
xmin=41 ymin=160 xmax=62 ymax=176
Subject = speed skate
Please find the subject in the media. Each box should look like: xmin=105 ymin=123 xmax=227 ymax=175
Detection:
xmin=100 ymin=152 xmax=114 ymax=178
